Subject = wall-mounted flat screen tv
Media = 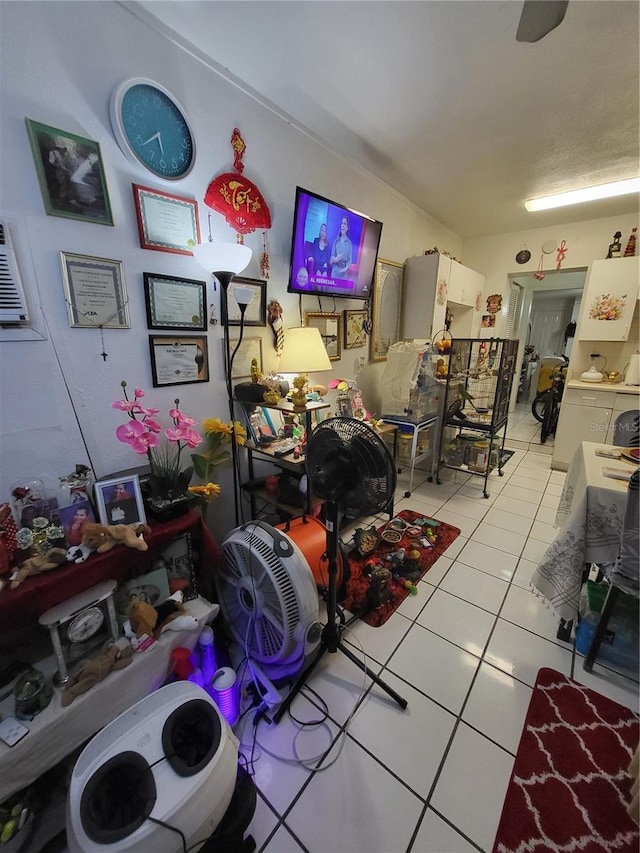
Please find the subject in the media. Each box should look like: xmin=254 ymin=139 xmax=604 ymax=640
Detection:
xmin=287 ymin=186 xmax=383 ymax=300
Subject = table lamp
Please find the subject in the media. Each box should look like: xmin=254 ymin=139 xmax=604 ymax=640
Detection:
xmin=277 ymin=326 xmax=333 ymax=410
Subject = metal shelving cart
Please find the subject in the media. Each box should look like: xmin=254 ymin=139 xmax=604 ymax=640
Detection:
xmin=436 ymin=337 xmax=518 ymax=498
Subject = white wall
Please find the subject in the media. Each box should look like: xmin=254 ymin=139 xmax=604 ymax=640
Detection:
xmin=0 ymin=1 xmax=461 ymax=542
xmin=464 ymin=214 xmax=638 ymax=335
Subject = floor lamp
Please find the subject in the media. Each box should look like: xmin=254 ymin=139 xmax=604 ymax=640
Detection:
xmin=192 ymin=239 xmax=252 ymax=527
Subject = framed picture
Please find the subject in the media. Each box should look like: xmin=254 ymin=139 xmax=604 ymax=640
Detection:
xmin=60 ymin=251 xmax=130 ymax=328
xmin=132 ymin=184 xmax=200 ymax=255
xmin=143 ymin=273 xmax=206 ymax=331
xmin=25 ymin=118 xmax=113 ymax=225
xmin=20 ymin=498 xmax=61 ymax=530
xmin=304 ymin=311 xmax=342 ymax=361
xmin=229 ymin=336 xmax=262 ymax=379
xmin=370 ymin=258 xmax=404 ymax=363
xmin=94 ymin=475 xmax=146 ymax=526
xmin=58 ymin=499 xmax=96 ymax=547
xmin=344 ymin=309 xmax=368 ymax=349
xmin=156 ymin=533 xmax=198 ymax=601
xmin=114 ymin=566 xmax=171 ymax=626
xmin=221 ymin=277 xmax=267 ymax=327
xmin=246 ymin=406 xmax=277 ymax=444
xmin=149 ymin=334 xmax=209 ymax=387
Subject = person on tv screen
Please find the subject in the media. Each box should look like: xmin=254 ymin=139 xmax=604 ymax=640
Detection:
xmin=307 ymin=223 xmax=331 ymax=276
xmin=330 ymin=216 xmax=353 ymax=278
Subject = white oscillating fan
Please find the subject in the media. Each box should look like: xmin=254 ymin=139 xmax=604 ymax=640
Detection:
xmin=218 ymin=520 xmax=322 ymax=679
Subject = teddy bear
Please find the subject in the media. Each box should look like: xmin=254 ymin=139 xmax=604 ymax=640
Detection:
xmin=9 ymin=547 xmax=69 ymax=589
xmin=126 ymin=591 xmax=199 ymax=640
xmin=61 ymin=638 xmax=134 ymax=706
xmin=81 ymin=522 xmax=151 ymax=554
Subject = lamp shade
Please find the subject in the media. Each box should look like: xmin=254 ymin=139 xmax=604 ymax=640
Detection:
xmin=231 ymin=284 xmax=255 ymax=306
xmin=278 ymin=327 xmax=332 ymax=374
xmin=192 ymin=241 xmax=252 ymax=276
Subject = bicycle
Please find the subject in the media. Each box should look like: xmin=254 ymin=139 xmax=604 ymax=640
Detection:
xmin=531 ymin=359 xmax=568 ymax=444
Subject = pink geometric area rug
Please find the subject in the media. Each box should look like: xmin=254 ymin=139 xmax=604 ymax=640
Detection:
xmin=493 ymin=667 xmax=639 ymax=853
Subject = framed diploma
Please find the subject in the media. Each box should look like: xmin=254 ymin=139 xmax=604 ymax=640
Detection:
xmin=133 ymin=184 xmax=200 ymax=255
xmin=60 ymin=252 xmax=129 ymax=328
xmin=229 ymin=337 xmax=262 ymax=379
xmin=143 ymin=273 xmax=206 ymax=331
xmin=149 ymin=335 xmax=209 ymax=387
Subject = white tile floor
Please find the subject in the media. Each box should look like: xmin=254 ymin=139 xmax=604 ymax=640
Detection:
xmin=237 ymin=428 xmax=639 ymax=853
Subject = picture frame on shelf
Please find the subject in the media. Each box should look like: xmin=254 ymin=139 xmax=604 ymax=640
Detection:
xmin=143 ymin=273 xmax=206 ymax=331
xmin=94 ymin=475 xmax=146 ymax=526
xmin=58 ymin=499 xmax=96 ymax=547
xmin=221 ymin=277 xmax=267 ymax=327
xmin=149 ymin=334 xmax=209 ymax=387
xmin=26 ymin=118 xmax=114 ymax=225
xmin=229 ymin=336 xmax=262 ymax=379
xmin=156 ymin=533 xmax=198 ymax=601
xmin=60 ymin=252 xmax=130 ymax=329
xmin=304 ymin=311 xmax=342 ymax=361
xmin=343 ymin=309 xmax=368 ymax=349
xmin=19 ymin=498 xmax=61 ymax=530
xmin=132 ymin=184 xmax=200 ymax=255
xmin=370 ymin=258 xmax=403 ymax=363
xmin=246 ymin=406 xmax=277 ymax=444
xmin=114 ymin=566 xmax=171 ymax=627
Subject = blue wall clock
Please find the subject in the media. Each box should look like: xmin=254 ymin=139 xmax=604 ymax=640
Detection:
xmin=110 ymin=78 xmax=196 ymax=181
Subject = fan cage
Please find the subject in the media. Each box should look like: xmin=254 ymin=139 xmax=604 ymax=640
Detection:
xmin=219 ymin=524 xmax=315 ymax=666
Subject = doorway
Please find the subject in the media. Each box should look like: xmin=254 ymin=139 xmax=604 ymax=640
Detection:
xmin=508 ymin=267 xmax=587 ymax=414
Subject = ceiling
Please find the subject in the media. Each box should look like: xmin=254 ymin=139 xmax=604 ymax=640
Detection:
xmin=134 ymin=0 xmax=639 ymax=239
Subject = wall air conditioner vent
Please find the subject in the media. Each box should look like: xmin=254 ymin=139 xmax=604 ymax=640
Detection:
xmin=0 ymin=219 xmax=30 ymax=324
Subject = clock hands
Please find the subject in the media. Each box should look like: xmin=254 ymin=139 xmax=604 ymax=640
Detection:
xmin=141 ymin=131 xmax=164 ymax=156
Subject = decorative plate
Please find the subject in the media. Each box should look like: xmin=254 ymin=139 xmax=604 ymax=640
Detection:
xmin=621 ymin=447 xmax=640 ymax=464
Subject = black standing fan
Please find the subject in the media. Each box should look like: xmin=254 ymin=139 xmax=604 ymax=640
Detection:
xmin=273 ymin=417 xmax=407 ymax=723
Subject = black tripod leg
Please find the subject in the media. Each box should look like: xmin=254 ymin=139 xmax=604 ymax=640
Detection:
xmin=271 ymin=640 xmax=329 ymax=724
xmin=337 ymin=639 xmax=407 ymax=709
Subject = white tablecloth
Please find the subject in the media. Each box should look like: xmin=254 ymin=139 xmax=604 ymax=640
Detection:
xmin=530 ymin=443 xmax=632 ymax=620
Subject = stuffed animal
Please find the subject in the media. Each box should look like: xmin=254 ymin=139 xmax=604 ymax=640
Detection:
xmin=81 ymin=522 xmax=151 ymax=554
xmin=61 ymin=638 xmax=133 ymax=706
xmin=66 ymin=544 xmax=94 ymax=564
xmin=9 ymin=547 xmax=68 ymax=589
xmin=126 ymin=591 xmax=199 ymax=639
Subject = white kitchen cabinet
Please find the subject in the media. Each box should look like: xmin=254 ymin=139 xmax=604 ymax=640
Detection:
xmin=402 ymin=253 xmax=484 ymax=340
xmin=578 ymin=256 xmax=640 ymax=341
xmin=552 ymin=384 xmax=640 ymax=469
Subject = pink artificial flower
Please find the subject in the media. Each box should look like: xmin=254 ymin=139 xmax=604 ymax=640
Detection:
xmin=144 ymin=418 xmax=162 ymax=433
xmin=134 ymin=388 xmax=145 ymax=398
xmin=112 ymin=400 xmax=134 ymax=411
xmin=165 ymin=426 xmax=189 ymax=443
xmin=176 ymin=412 xmax=197 ymax=427
xmin=184 ymin=430 xmax=203 ymax=449
xmin=141 ymin=407 xmax=160 ymax=417
xmin=168 ymin=407 xmax=182 ymax=420
xmin=116 ymin=420 xmax=146 ymax=444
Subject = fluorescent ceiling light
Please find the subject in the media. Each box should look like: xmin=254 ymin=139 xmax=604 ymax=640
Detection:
xmin=525 ymin=178 xmax=640 ymax=212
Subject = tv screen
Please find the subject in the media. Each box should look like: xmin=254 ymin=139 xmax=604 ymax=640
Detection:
xmin=287 ymin=186 xmax=383 ymax=300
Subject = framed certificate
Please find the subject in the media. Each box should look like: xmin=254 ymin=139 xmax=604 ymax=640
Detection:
xmin=221 ymin=277 xmax=267 ymax=327
xmin=149 ymin=335 xmax=209 ymax=387
xmin=229 ymin=337 xmax=262 ymax=379
xmin=60 ymin=251 xmax=129 ymax=328
xmin=133 ymin=184 xmax=200 ymax=255
xmin=143 ymin=273 xmax=206 ymax=331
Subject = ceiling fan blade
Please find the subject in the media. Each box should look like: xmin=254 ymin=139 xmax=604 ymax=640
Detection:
xmin=516 ymin=0 xmax=569 ymax=42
